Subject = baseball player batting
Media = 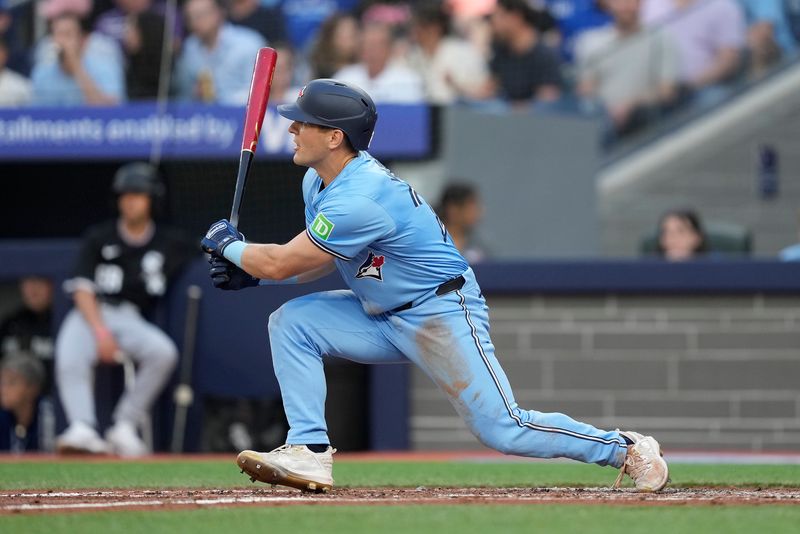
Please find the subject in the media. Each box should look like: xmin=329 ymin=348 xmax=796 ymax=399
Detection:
xmin=202 ymin=79 xmax=669 ymax=493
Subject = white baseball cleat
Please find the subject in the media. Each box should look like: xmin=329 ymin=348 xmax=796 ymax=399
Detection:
xmin=237 ymin=444 xmax=335 ymax=493
xmin=56 ymin=421 xmax=110 ymax=455
xmin=613 ymin=431 xmax=669 ymax=492
xmin=105 ymin=421 xmax=150 ymax=458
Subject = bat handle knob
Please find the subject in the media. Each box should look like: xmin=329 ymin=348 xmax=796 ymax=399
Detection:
xmin=174 ymin=384 xmax=194 ymax=406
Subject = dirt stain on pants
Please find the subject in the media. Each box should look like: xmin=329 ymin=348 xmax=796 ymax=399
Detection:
xmin=415 ymin=318 xmax=473 ymax=416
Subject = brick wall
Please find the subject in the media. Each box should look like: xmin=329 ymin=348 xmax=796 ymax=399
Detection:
xmin=410 ymin=294 xmax=800 ymax=451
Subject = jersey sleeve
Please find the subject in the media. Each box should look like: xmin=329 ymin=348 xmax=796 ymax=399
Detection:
xmin=305 ymin=195 xmax=395 ymax=261
xmin=63 ymin=227 xmax=103 ymax=294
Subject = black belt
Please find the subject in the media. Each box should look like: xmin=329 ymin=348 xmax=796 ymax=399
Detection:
xmin=392 ymin=275 xmax=466 ymax=313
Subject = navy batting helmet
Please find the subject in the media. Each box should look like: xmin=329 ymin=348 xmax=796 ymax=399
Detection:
xmin=112 ymin=162 xmax=164 ymax=197
xmin=277 ymin=79 xmax=378 ymax=151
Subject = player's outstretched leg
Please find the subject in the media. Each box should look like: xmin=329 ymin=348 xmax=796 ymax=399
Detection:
xmin=238 ymin=289 xmax=408 ymax=491
xmin=389 ymin=269 xmax=668 ymax=492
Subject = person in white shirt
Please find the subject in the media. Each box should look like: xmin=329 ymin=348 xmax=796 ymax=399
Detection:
xmin=576 ymin=0 xmax=680 ymax=136
xmin=0 ymin=37 xmax=31 ymax=106
xmin=408 ymin=1 xmax=488 ymax=104
xmin=333 ymin=22 xmax=424 ymax=104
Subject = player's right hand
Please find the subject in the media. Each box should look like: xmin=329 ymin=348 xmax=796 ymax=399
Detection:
xmin=94 ymin=326 xmax=120 ymax=364
xmin=201 ymin=219 xmax=244 ymax=256
xmin=209 ymin=256 xmax=259 ymax=290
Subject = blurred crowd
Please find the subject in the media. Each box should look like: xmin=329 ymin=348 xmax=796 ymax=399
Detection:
xmin=1 ymin=0 xmax=800 ymax=138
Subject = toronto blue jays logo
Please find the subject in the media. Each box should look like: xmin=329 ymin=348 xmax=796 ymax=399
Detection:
xmin=356 ymin=251 xmax=385 ymax=281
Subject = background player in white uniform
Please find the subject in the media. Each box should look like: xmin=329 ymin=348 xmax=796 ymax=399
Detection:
xmin=202 ymin=79 xmax=669 ymax=493
xmin=56 ymin=163 xmax=195 ymax=457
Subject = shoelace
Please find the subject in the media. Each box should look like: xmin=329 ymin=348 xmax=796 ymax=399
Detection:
xmin=612 ymin=446 xmax=651 ymax=489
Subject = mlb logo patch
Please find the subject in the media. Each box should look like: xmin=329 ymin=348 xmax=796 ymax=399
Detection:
xmin=356 ymin=251 xmax=385 ymax=281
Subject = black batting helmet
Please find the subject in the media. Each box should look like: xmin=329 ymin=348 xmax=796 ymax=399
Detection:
xmin=112 ymin=162 xmax=164 ymax=197
xmin=277 ymin=79 xmax=378 ymax=151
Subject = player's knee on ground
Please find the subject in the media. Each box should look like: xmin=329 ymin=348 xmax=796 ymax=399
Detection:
xmin=473 ymin=428 xmax=518 ymax=455
xmin=464 ymin=413 xmax=529 ymax=455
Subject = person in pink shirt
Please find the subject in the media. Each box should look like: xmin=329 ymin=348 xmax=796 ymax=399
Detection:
xmin=640 ymin=0 xmax=745 ymax=104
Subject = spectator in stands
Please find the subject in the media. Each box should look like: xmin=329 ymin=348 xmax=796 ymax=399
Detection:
xmin=737 ymin=0 xmax=797 ymax=79
xmin=436 ymin=183 xmax=487 ymax=264
xmin=308 ymin=12 xmax=360 ymax=79
xmin=38 ymin=0 xmax=91 ymax=19
xmin=576 ymin=0 xmax=680 ymax=138
xmin=0 ymin=0 xmax=31 ymax=75
xmin=0 ymin=36 xmax=31 ymax=106
xmin=0 ymin=353 xmax=48 ymax=452
xmin=30 ymin=12 xmax=126 ymax=106
xmin=227 ymin=0 xmax=286 ymax=44
xmin=54 ymin=163 xmax=195 ymax=457
xmin=480 ymin=0 xmax=563 ymax=106
xmin=655 ymin=209 xmax=708 ymax=261
xmin=175 ymin=0 xmax=265 ymax=104
xmin=447 ymin=0 xmax=495 ymax=58
xmin=543 ymin=0 xmax=612 ymax=60
xmin=527 ymin=1 xmax=562 ymax=50
xmin=280 ymin=0 xmax=358 ymax=52
xmin=271 ymin=42 xmax=301 ymax=102
xmin=788 ymin=0 xmax=800 ymax=47
xmin=95 ymin=0 xmax=168 ymax=99
xmin=640 ymin=0 xmax=746 ymax=105
xmin=359 ymin=2 xmax=414 ymax=67
xmin=333 ymin=22 xmax=424 ymax=103
xmin=0 ymin=276 xmax=55 ymax=393
xmin=408 ymin=1 xmax=489 ymax=104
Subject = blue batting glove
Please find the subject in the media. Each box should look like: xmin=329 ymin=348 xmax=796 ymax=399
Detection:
xmin=208 ymin=256 xmax=259 ymax=291
xmin=201 ymin=219 xmax=243 ymax=256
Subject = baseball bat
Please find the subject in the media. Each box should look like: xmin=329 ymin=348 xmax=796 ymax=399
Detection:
xmin=171 ymin=284 xmax=203 ymax=453
xmin=229 ymin=47 xmax=278 ymax=228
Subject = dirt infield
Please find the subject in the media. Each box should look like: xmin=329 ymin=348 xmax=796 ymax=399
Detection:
xmin=2 ymin=486 xmax=799 ymax=514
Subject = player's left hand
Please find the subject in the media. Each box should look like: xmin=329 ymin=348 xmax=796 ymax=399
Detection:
xmin=201 ymin=219 xmax=243 ymax=256
xmin=208 ymin=256 xmax=259 ymax=290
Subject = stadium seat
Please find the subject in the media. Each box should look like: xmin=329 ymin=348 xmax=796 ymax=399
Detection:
xmin=640 ymin=220 xmax=753 ymax=257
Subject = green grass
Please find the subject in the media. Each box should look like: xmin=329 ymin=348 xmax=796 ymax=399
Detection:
xmin=2 ymin=505 xmax=800 ymax=534
xmin=2 ymin=460 xmax=798 ymax=533
xmin=1 ymin=460 xmax=799 ymax=490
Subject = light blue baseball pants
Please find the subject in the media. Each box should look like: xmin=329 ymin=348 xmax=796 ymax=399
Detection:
xmin=268 ymin=268 xmax=627 ymax=467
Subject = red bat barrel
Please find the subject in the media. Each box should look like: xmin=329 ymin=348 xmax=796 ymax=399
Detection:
xmin=241 ymin=47 xmax=278 ymax=153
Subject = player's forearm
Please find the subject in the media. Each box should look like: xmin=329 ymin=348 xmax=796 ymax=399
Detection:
xmin=239 ymin=243 xmax=298 ymax=280
xmin=73 ymin=289 xmax=108 ymax=332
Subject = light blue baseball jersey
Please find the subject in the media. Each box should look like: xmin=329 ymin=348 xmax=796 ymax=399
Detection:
xmin=302 ymin=151 xmax=468 ymax=314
